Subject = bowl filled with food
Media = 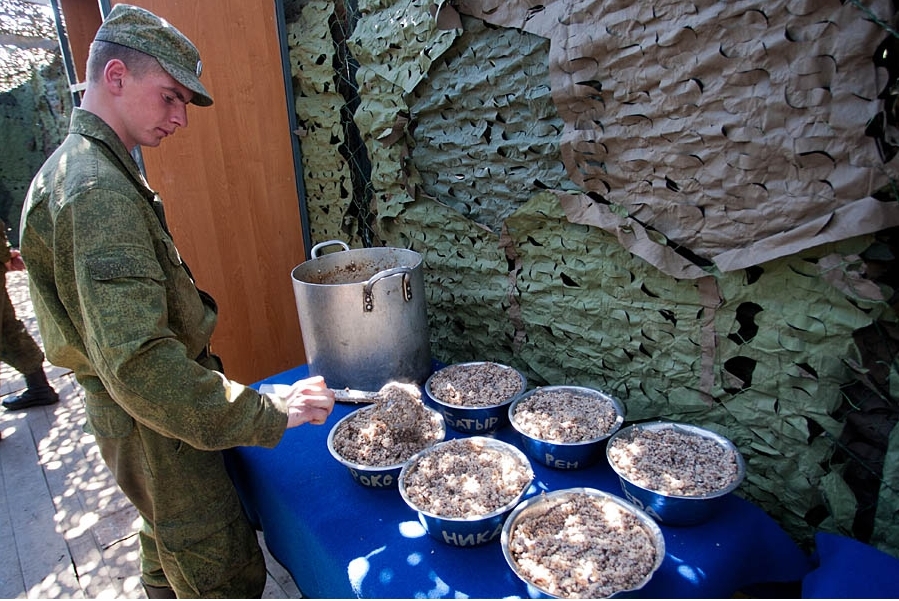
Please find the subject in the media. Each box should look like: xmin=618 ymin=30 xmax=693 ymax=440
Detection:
xmin=327 ymin=382 xmax=446 ymax=489
xmin=424 ymin=361 xmax=527 ymax=433
xmin=398 ymin=436 xmax=534 ymax=547
xmin=502 ymin=487 xmax=665 ymax=598
xmin=605 ymin=421 xmax=746 ymax=525
xmin=508 ymin=385 xmax=625 ymax=469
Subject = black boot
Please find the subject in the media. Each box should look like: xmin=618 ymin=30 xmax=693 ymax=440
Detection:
xmin=2 ymin=369 xmax=59 ymax=410
xmin=141 ymin=581 xmax=177 ymax=599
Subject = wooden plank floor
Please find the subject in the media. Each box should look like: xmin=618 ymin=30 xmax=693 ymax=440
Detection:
xmin=0 ymin=271 xmax=302 ymax=599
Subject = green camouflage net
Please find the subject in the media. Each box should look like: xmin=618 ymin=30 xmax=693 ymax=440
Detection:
xmin=0 ymin=55 xmax=69 ymax=245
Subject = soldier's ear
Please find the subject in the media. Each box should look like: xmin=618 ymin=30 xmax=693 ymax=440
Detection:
xmin=104 ymin=59 xmax=128 ymax=96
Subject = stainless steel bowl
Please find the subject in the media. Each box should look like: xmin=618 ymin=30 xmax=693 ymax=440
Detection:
xmin=501 ymin=487 xmax=665 ymax=598
xmin=605 ymin=421 xmax=746 ymax=525
xmin=508 ymin=386 xmax=625 ymax=469
xmin=327 ymin=404 xmax=446 ymax=489
xmin=398 ymin=436 xmax=535 ymax=547
xmin=424 ymin=362 xmax=527 ymax=434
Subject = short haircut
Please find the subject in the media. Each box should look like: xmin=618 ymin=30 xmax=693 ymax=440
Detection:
xmin=86 ymin=40 xmax=162 ymax=83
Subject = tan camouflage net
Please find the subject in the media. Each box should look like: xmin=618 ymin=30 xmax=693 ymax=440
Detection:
xmin=287 ymin=1 xmax=359 ymax=245
xmin=458 ymin=0 xmax=899 ymax=278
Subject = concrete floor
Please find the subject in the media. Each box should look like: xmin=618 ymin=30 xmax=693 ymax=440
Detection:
xmin=0 ymin=270 xmax=301 ymax=599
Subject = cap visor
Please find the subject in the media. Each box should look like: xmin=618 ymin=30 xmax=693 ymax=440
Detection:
xmin=160 ymin=59 xmax=214 ymax=107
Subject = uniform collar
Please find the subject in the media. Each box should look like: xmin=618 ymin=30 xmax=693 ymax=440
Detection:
xmin=69 ymin=108 xmax=155 ymax=198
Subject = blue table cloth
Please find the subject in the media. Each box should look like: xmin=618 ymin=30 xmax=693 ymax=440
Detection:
xmin=801 ymin=532 xmax=899 ymax=598
xmin=225 ymin=365 xmax=813 ymax=598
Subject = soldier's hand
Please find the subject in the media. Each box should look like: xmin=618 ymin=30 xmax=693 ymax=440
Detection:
xmin=284 ymin=376 xmax=335 ymax=428
xmin=4 ymin=249 xmax=25 ymax=272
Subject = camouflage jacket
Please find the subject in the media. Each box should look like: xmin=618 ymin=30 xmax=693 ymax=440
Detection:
xmin=21 ymin=108 xmax=288 ymax=450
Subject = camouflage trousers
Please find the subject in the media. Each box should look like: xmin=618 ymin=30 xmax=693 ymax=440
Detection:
xmin=0 ymin=273 xmax=45 ymax=375
xmin=87 ymin=386 xmax=267 ymax=598
xmin=137 ymin=508 xmax=267 ymax=599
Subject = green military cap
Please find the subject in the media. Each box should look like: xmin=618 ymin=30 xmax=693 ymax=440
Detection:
xmin=94 ymin=3 xmax=213 ymax=107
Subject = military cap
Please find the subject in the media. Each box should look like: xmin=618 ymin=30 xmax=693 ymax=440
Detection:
xmin=94 ymin=4 xmax=213 ymax=107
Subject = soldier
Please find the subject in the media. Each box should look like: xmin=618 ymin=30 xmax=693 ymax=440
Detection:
xmin=20 ymin=4 xmax=335 ymax=598
xmin=0 ymin=217 xmax=59 ymax=413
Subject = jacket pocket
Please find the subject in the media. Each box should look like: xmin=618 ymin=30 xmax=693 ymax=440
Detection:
xmin=86 ymin=244 xmax=166 ymax=281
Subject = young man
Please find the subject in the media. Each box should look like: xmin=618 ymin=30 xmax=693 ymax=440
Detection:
xmin=20 ymin=5 xmax=335 ymax=598
xmin=0 ymin=218 xmax=59 ymax=413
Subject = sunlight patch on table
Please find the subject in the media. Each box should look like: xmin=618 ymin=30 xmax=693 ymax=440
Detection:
xmin=348 ymin=545 xmax=386 ymax=595
xmin=399 ymin=519 xmax=427 ymax=538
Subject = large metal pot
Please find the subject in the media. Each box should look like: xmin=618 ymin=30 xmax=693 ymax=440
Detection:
xmin=291 ymin=240 xmax=432 ymax=391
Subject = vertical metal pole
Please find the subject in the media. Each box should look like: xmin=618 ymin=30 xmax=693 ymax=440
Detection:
xmin=47 ymin=0 xmax=81 ymax=107
xmin=274 ymin=0 xmax=312 ymax=259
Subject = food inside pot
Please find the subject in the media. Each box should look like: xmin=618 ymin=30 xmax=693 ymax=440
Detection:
xmin=306 ymin=259 xmax=380 ymax=285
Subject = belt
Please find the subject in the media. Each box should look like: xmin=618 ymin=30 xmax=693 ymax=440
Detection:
xmin=196 ymin=344 xmax=211 ymax=363
xmin=196 ymin=344 xmax=223 ymax=373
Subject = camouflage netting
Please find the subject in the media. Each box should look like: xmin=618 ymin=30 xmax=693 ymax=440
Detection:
xmin=0 ymin=53 xmax=70 ymax=245
xmin=286 ymin=0 xmax=899 ymax=557
xmin=457 ymin=0 xmax=899 ymax=276
xmin=288 ymin=1 xmax=360 ymax=246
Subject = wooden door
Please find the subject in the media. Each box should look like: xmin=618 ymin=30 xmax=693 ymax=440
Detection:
xmin=111 ymin=0 xmax=308 ymax=383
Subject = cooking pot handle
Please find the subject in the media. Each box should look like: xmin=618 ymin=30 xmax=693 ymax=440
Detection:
xmin=363 ymin=267 xmax=413 ymax=312
xmin=310 ymin=239 xmax=350 ymax=258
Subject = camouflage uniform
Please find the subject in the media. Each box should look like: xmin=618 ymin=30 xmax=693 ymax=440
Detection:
xmin=0 ymin=219 xmax=47 ymax=380
xmin=21 ymin=106 xmax=290 ymax=598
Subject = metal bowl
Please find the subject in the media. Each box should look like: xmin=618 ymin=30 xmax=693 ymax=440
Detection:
xmin=605 ymin=421 xmax=746 ymax=525
xmin=327 ymin=404 xmax=446 ymax=489
xmin=398 ymin=436 xmax=534 ymax=547
xmin=508 ymin=386 xmax=625 ymax=470
xmin=501 ymin=487 xmax=665 ymax=598
xmin=424 ymin=362 xmax=527 ymax=434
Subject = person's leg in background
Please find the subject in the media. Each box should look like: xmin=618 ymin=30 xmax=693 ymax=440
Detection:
xmin=0 ymin=272 xmax=59 ymax=411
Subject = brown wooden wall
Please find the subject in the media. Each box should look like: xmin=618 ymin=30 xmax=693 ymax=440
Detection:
xmin=61 ymin=0 xmax=308 ymax=384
